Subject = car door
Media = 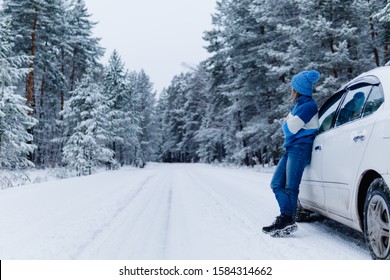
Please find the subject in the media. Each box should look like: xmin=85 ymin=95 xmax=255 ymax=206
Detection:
xmin=321 ymin=83 xmax=377 ymax=219
xmin=300 ymin=134 xmax=325 ymax=209
xmin=300 ymin=89 xmax=345 ymax=210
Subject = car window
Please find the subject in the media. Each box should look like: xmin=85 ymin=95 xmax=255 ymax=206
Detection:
xmin=362 ymin=85 xmax=384 ymax=117
xmin=335 ymin=85 xmax=371 ymax=127
xmin=317 ymin=91 xmax=344 ymax=134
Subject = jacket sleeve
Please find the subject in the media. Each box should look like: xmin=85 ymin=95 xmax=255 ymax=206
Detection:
xmin=282 ymin=102 xmax=318 ymax=136
xmin=282 ymin=114 xmax=305 ymax=136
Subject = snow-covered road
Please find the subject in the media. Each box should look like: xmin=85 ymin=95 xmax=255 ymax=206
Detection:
xmin=0 ymin=163 xmax=371 ymax=259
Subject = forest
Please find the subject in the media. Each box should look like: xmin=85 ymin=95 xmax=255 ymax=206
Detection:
xmin=0 ymin=0 xmax=389 ymax=175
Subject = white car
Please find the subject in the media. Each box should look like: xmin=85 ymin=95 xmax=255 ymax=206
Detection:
xmin=299 ymin=66 xmax=390 ymax=260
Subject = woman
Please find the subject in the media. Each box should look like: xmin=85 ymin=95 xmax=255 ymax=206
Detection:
xmin=262 ymin=70 xmax=320 ymax=237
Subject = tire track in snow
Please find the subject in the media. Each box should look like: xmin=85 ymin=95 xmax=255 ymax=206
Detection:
xmin=75 ymin=167 xmax=175 ymax=259
xmin=71 ymin=174 xmax=157 ymax=259
xmin=159 ymin=166 xmax=198 ymax=259
xmin=186 ymin=169 xmax=259 ymax=234
xmin=183 ymin=168 xmax=278 ymax=259
xmin=161 ymin=188 xmax=173 ymax=258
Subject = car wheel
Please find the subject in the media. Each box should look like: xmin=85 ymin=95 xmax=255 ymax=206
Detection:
xmin=364 ymin=178 xmax=390 ymax=259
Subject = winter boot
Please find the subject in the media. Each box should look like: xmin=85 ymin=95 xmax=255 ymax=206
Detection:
xmin=262 ymin=214 xmax=298 ymax=237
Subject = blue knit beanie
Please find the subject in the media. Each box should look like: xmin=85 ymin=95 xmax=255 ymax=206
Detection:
xmin=291 ymin=70 xmax=320 ymax=96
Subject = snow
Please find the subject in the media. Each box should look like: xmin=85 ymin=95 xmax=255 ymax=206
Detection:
xmin=0 ymin=163 xmax=371 ymax=260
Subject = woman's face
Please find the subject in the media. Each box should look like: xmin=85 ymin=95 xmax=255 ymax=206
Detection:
xmin=291 ymin=88 xmax=298 ymax=100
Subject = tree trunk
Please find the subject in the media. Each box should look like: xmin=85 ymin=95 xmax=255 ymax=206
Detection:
xmin=26 ymin=7 xmax=38 ymax=115
xmin=370 ymin=16 xmax=380 ymax=67
xmin=328 ymin=35 xmax=338 ymax=78
xmin=61 ymin=49 xmax=65 ymax=111
xmin=40 ymin=65 xmax=46 ymax=116
xmin=70 ymin=48 xmax=77 ymax=91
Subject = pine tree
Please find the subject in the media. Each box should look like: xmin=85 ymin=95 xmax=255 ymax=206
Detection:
xmin=0 ymin=16 xmax=37 ymax=168
xmin=1 ymin=0 xmax=104 ymax=167
xmin=202 ymin=0 xmax=285 ymax=165
xmin=134 ymin=70 xmax=158 ymax=166
xmin=119 ymin=71 xmax=142 ymax=166
xmin=156 ymin=66 xmax=209 ymax=164
xmin=102 ymin=50 xmax=128 ymax=166
xmin=199 ymin=0 xmax=235 ymax=163
xmin=60 ymin=69 xmax=114 ymax=176
xmin=1 ymin=0 xmax=39 ymax=113
xmin=66 ymin=0 xmax=104 ymax=92
xmin=180 ymin=64 xmax=209 ymax=163
xmin=372 ymin=0 xmax=390 ymax=65
xmin=158 ymin=73 xmax=189 ymax=162
xmin=32 ymin=0 xmax=70 ymax=166
xmin=2 ymin=0 xmax=66 ymax=112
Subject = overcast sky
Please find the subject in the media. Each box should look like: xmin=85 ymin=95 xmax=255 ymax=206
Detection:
xmin=84 ymin=0 xmax=217 ymax=93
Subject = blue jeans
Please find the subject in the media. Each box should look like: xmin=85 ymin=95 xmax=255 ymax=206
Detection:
xmin=271 ymin=143 xmax=312 ymax=217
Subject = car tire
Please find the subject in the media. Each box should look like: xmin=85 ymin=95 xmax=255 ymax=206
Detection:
xmin=364 ymin=178 xmax=390 ymax=260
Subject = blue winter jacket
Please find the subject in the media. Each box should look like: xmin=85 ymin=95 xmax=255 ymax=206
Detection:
xmin=282 ymin=95 xmax=319 ymax=148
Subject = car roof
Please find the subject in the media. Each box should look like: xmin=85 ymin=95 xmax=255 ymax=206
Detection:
xmin=355 ymin=66 xmax=390 ymax=81
xmin=336 ymin=66 xmax=390 ymax=97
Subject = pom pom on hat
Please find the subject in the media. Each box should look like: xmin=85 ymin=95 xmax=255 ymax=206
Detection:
xmin=291 ymin=70 xmax=320 ymax=96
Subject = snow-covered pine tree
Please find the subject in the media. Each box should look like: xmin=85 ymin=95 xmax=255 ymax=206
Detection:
xmin=66 ymin=0 xmax=104 ymax=92
xmin=60 ymin=69 xmax=115 ymax=176
xmin=102 ymin=50 xmax=128 ymax=167
xmin=156 ymin=88 xmax=168 ymax=161
xmin=134 ymin=70 xmax=158 ymax=167
xmin=1 ymin=0 xmax=65 ymax=112
xmin=157 ymin=65 xmax=209 ymax=163
xmin=158 ymin=73 xmax=189 ymax=162
xmin=284 ymin=0 xmax=381 ymax=106
xmin=155 ymin=88 xmax=169 ymax=162
xmin=179 ymin=64 xmax=209 ymax=163
xmin=202 ymin=0 xmax=288 ymax=165
xmin=157 ymin=65 xmax=208 ymax=164
xmin=371 ymin=0 xmax=390 ymax=65
xmin=232 ymin=0 xmax=300 ymax=164
xmin=0 ymin=16 xmax=37 ymax=168
xmin=194 ymin=92 xmax=228 ymax=165
xmin=1 ymin=0 xmax=40 ymax=113
xmin=158 ymin=0 xmax=390 ymax=166
xmin=1 ymin=0 xmax=103 ymax=167
xmin=119 ymin=71 xmax=142 ymax=166
xmin=31 ymin=0 xmax=70 ymax=166
xmin=199 ymin=0 xmax=235 ymax=164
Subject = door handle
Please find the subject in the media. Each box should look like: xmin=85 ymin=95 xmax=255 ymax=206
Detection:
xmin=314 ymin=145 xmax=322 ymax=151
xmin=353 ymin=135 xmax=366 ymax=142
